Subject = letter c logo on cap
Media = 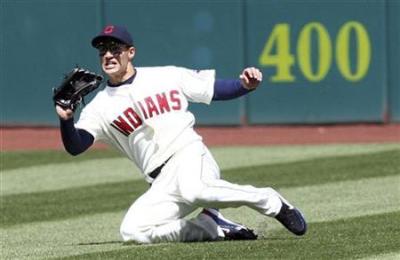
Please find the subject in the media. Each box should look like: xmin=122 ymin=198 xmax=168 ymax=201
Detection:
xmin=104 ymin=25 xmax=114 ymax=34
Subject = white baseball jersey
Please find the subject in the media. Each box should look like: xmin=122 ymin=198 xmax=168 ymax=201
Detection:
xmin=75 ymin=66 xmax=215 ymax=182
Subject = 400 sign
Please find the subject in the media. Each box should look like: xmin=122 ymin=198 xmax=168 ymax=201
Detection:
xmin=259 ymin=21 xmax=371 ymax=83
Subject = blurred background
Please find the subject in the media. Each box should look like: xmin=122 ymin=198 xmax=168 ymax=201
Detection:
xmin=1 ymin=0 xmax=399 ymax=126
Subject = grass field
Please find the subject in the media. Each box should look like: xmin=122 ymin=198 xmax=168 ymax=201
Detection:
xmin=1 ymin=143 xmax=400 ymax=259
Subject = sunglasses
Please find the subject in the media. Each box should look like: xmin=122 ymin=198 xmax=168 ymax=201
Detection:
xmin=96 ymin=41 xmax=129 ymax=57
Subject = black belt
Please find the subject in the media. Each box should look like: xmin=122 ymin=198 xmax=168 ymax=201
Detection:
xmin=149 ymin=157 xmax=171 ymax=179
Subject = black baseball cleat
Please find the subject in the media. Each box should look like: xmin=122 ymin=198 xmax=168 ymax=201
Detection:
xmin=201 ymin=209 xmax=258 ymax=240
xmin=275 ymin=202 xmax=307 ymax=236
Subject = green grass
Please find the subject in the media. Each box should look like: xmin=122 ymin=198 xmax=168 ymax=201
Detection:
xmin=2 ymin=150 xmax=398 ymax=227
xmin=1 ymin=144 xmax=399 ymax=259
xmin=58 ymin=212 xmax=400 ymax=260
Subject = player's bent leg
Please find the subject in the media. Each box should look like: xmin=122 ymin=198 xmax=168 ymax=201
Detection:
xmin=181 ymin=177 xmax=282 ymax=216
xmin=176 ymin=144 xmax=306 ymax=236
xmin=183 ymin=181 xmax=306 ymax=236
xmin=177 ymin=147 xmax=283 ymax=217
xmin=119 ymin=185 xmax=222 ymax=244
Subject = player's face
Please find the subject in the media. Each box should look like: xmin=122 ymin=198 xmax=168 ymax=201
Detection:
xmin=97 ymin=41 xmax=135 ymax=79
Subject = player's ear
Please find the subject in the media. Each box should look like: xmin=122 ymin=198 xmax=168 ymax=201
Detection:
xmin=128 ymin=47 xmax=135 ymax=60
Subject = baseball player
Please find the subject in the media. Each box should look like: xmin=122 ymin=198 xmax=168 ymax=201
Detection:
xmin=55 ymin=25 xmax=306 ymax=243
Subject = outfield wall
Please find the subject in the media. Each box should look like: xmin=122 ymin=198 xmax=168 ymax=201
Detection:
xmin=1 ymin=0 xmax=399 ymax=125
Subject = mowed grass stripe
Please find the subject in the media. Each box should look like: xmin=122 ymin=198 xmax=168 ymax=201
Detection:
xmin=55 ymin=211 xmax=400 ymax=260
xmin=4 ymin=145 xmax=399 ymax=197
xmin=3 ymin=143 xmax=399 ymax=172
xmin=1 ymin=151 xmax=398 ymax=227
xmin=1 ymin=180 xmax=147 ymax=227
xmin=2 ymin=157 xmax=140 ymax=196
xmin=360 ymin=252 xmax=400 ymax=260
xmin=212 ymin=144 xmax=400 ymax=171
xmin=223 ymin=149 xmax=400 ymax=187
xmin=1 ymin=149 xmax=121 ymax=171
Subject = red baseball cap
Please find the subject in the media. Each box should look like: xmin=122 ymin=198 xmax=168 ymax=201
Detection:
xmin=91 ymin=25 xmax=134 ymax=47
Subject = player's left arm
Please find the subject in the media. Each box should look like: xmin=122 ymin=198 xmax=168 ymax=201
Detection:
xmin=212 ymin=67 xmax=262 ymax=101
xmin=59 ymin=116 xmax=94 ymax=156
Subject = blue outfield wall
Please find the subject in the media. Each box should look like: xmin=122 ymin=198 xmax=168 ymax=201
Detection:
xmin=246 ymin=0 xmax=387 ymax=124
xmin=388 ymin=0 xmax=400 ymax=122
xmin=0 ymin=0 xmax=399 ymax=126
xmin=0 ymin=0 xmax=102 ymax=125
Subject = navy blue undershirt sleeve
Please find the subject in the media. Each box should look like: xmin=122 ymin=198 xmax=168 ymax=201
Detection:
xmin=59 ymin=118 xmax=94 ymax=155
xmin=212 ymin=79 xmax=253 ymax=101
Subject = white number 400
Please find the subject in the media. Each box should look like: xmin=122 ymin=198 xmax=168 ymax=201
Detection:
xmin=259 ymin=22 xmax=371 ymax=82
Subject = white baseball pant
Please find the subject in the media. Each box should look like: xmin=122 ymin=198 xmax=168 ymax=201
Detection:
xmin=120 ymin=141 xmax=283 ymax=243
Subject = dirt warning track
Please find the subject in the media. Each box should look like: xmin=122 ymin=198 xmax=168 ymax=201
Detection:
xmin=1 ymin=124 xmax=399 ymax=151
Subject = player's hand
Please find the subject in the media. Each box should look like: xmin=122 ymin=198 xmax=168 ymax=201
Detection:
xmin=239 ymin=67 xmax=263 ymax=90
xmin=56 ymin=105 xmax=74 ymax=121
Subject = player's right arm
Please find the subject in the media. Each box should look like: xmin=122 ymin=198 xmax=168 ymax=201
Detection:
xmin=213 ymin=67 xmax=263 ymax=101
xmin=56 ymin=105 xmax=94 ymax=156
xmin=177 ymin=66 xmax=262 ymax=103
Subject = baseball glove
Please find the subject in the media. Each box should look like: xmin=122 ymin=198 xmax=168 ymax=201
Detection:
xmin=53 ymin=67 xmax=103 ymax=111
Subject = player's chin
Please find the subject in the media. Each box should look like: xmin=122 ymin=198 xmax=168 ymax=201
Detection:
xmin=103 ymin=65 xmax=120 ymax=75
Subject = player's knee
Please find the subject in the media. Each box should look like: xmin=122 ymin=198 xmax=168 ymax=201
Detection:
xmin=120 ymin=221 xmax=151 ymax=244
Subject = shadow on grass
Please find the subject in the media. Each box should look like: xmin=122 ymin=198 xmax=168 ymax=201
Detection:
xmin=76 ymin=240 xmax=122 ymax=246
